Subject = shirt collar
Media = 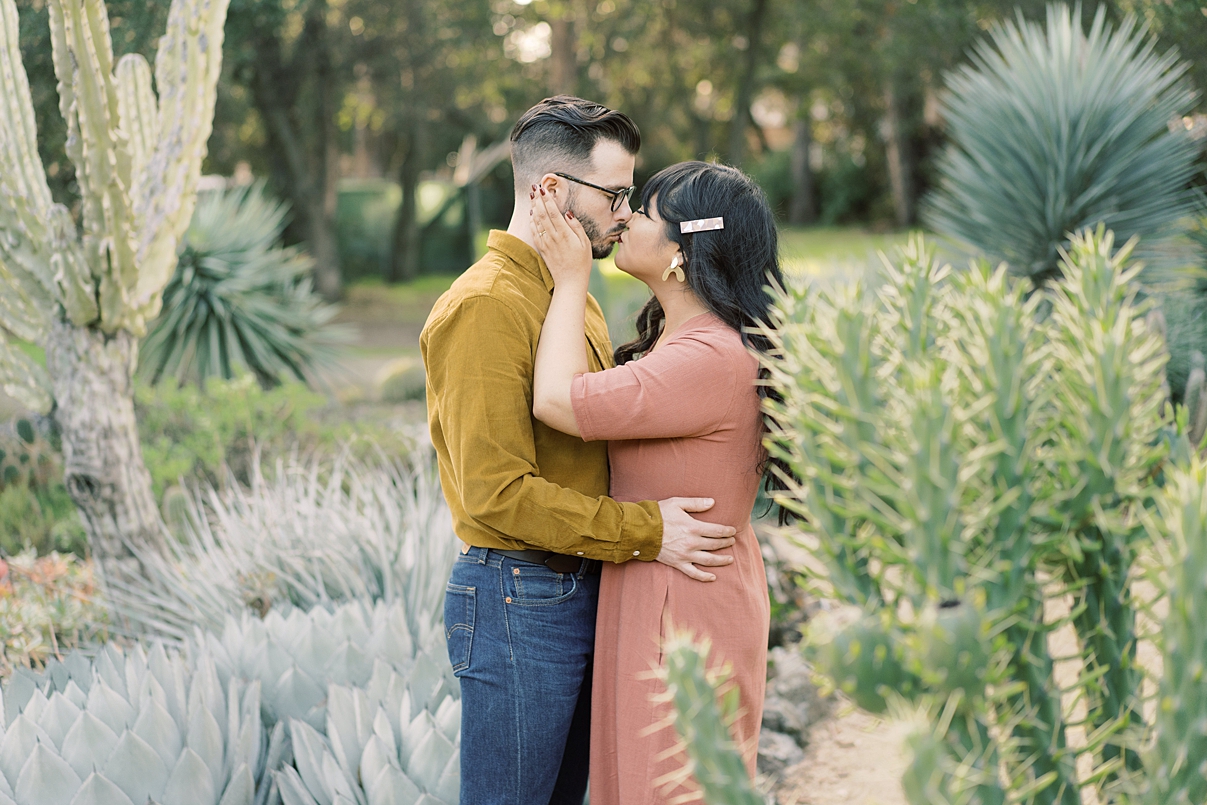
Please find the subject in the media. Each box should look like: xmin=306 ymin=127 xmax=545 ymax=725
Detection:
xmin=487 ymin=230 xmax=555 ymax=293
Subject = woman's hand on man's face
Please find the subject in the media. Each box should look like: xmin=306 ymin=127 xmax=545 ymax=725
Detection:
xmin=530 ymin=182 xmax=593 ymax=289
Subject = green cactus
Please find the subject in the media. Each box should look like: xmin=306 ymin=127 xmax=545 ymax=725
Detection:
xmin=0 ymin=0 xmax=231 ymax=577
xmin=763 ymin=226 xmax=1170 ymax=804
xmin=1139 ymin=459 xmax=1207 ymax=805
xmin=658 ymin=634 xmax=764 ymax=805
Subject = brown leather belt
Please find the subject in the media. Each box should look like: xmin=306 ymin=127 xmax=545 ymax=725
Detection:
xmin=493 ymin=549 xmax=599 ymax=575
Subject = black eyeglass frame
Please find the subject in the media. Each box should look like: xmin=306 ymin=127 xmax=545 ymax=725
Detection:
xmin=553 ymin=172 xmax=636 ymax=212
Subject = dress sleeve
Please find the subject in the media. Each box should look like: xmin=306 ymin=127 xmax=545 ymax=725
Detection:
xmin=571 ymin=327 xmax=750 ymax=442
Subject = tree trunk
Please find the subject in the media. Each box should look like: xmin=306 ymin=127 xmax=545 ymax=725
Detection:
xmin=789 ymin=115 xmax=817 ymax=225
xmin=389 ymin=118 xmax=425 ymax=282
xmin=46 ymin=319 xmax=161 ymax=582
xmin=727 ymin=0 xmax=770 ymax=166
xmin=549 ymin=13 xmax=577 ymax=95
xmin=883 ymin=79 xmax=915 ymax=228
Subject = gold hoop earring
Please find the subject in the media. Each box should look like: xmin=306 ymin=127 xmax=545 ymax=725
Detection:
xmin=661 ymin=254 xmax=685 ymax=283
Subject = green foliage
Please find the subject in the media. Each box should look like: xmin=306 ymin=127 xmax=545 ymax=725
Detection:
xmin=133 ymin=375 xmax=414 ymax=499
xmin=660 ymin=634 xmax=764 ymax=805
xmin=763 ymin=228 xmax=1175 ymax=803
xmin=0 ymin=419 xmax=85 ymax=557
xmin=924 ymin=4 xmax=1200 ymax=284
xmin=0 ymin=551 xmax=107 ymax=676
xmin=140 ymin=183 xmax=346 ymax=388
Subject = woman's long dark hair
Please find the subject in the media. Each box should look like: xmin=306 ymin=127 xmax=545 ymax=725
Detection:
xmin=614 ymin=161 xmax=799 ymax=523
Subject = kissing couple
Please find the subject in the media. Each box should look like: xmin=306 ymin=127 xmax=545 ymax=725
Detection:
xmin=421 ymin=94 xmax=790 ymax=805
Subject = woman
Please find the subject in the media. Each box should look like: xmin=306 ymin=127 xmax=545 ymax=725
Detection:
xmin=529 ymin=161 xmax=786 ymax=803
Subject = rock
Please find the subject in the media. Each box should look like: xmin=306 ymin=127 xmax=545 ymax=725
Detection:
xmin=757 ymin=729 xmax=805 ymax=777
xmin=763 ymin=646 xmax=830 ymax=742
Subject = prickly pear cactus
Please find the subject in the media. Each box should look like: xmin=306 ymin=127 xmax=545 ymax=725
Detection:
xmin=0 ymin=0 xmax=232 ymax=576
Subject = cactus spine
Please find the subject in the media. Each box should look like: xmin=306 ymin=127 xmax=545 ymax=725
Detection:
xmin=0 ymin=0 xmax=230 ymax=575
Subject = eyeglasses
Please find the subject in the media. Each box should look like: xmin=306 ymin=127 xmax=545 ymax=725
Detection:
xmin=553 ymin=172 xmax=636 ymax=212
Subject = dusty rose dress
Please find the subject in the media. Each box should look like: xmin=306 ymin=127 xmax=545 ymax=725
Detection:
xmin=570 ymin=312 xmax=770 ymax=804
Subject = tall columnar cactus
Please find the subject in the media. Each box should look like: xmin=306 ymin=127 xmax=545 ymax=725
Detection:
xmin=763 ymin=229 xmax=1174 ymax=804
xmin=0 ymin=0 xmax=230 ymax=576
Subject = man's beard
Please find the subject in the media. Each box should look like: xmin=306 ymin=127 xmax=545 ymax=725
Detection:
xmin=567 ymin=193 xmax=624 ymax=259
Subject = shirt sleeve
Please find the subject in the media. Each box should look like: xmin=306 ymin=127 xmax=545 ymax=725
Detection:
xmin=571 ymin=328 xmax=748 ymax=442
xmin=423 ymin=294 xmax=662 ymax=562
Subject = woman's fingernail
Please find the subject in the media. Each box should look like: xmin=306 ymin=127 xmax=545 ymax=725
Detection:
xmin=566 ymin=211 xmax=574 ymax=219
xmin=530 ymin=192 xmax=534 ymax=199
xmin=539 ymin=187 xmax=545 ymax=195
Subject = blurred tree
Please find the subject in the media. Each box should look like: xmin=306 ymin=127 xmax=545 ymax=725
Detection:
xmin=219 ymin=0 xmax=347 ymax=301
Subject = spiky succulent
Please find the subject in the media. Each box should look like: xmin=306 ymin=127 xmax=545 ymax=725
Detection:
xmin=1 ymin=643 xmax=274 ymax=805
xmin=139 ymin=183 xmax=345 ymax=389
xmin=198 ymin=600 xmax=456 ymax=735
xmin=101 ymin=452 xmax=457 ymax=643
xmin=923 ymin=5 xmax=1200 ymax=284
xmin=274 ymin=667 xmax=460 ymax=805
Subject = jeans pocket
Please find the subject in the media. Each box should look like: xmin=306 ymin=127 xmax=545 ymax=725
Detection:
xmin=444 ymin=583 xmax=476 ymax=675
xmin=507 ymin=563 xmax=578 ymax=606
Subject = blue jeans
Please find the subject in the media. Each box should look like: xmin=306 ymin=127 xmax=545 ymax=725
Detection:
xmin=445 ymin=547 xmax=601 ymax=805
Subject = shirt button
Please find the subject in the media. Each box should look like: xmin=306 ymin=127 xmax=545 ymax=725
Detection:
xmin=633 ymin=551 xmax=640 ymax=556
xmin=577 ymin=552 xmax=584 ymax=556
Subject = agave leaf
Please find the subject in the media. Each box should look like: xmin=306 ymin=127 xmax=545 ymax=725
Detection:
xmin=15 ymin=742 xmax=81 ymax=805
xmin=432 ymin=753 xmax=458 ymax=805
xmin=186 ymin=699 xmax=226 ymax=795
xmin=39 ymin=693 xmax=82 ymax=751
xmin=68 ymin=773 xmax=136 ymax=805
xmin=404 ymin=727 xmax=454 ymax=792
xmin=94 ymin=649 xmax=128 ymax=701
xmin=4 ymin=671 xmax=36 ymax=725
xmin=61 ymin=682 xmax=88 ymax=710
xmin=101 ymin=731 xmax=169 ymax=804
xmin=218 ymin=763 xmax=255 ymax=805
xmin=60 ymin=712 xmax=119 ymax=781
xmin=364 ymin=764 xmax=420 ymax=805
xmin=162 ymin=746 xmax=216 ymax=805
xmin=272 ymin=668 xmax=325 ymax=728
xmin=85 ymin=680 xmax=135 ymax=735
xmin=371 ymin=709 xmax=397 ymax=765
xmin=22 ymin=689 xmax=49 ymax=724
xmin=405 ymin=655 xmax=445 ymax=715
xmin=274 ymin=766 xmax=322 ymax=805
xmin=432 ymin=698 xmax=459 ymax=745
xmin=0 ymin=714 xmax=52 ymax=785
xmin=63 ymin=654 xmax=92 ymax=693
xmin=325 ymin=687 xmax=372 ymax=782
xmin=287 ymin=720 xmax=334 ymax=805
xmin=262 ymin=722 xmax=288 ymax=784
xmin=397 ymin=711 xmax=433 ymax=769
xmin=319 ymin=751 xmax=358 ymax=804
xmin=131 ymin=698 xmax=183 ymax=770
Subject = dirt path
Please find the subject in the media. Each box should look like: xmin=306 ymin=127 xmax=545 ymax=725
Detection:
xmin=775 ymin=710 xmax=910 ymax=805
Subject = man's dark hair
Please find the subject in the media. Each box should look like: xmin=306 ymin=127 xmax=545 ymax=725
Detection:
xmin=509 ymin=95 xmax=641 ymax=191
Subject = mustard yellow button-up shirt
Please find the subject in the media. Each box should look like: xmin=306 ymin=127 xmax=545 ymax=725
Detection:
xmin=420 ymin=230 xmax=663 ymax=563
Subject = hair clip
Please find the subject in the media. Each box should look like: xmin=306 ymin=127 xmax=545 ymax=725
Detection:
xmin=679 ymin=217 xmax=724 ymax=234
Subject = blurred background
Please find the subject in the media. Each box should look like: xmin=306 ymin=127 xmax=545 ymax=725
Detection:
xmin=16 ymin=0 xmax=1204 ymax=304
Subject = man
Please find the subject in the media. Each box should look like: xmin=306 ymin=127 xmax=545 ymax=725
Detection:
xmin=421 ymin=95 xmax=737 ymax=805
